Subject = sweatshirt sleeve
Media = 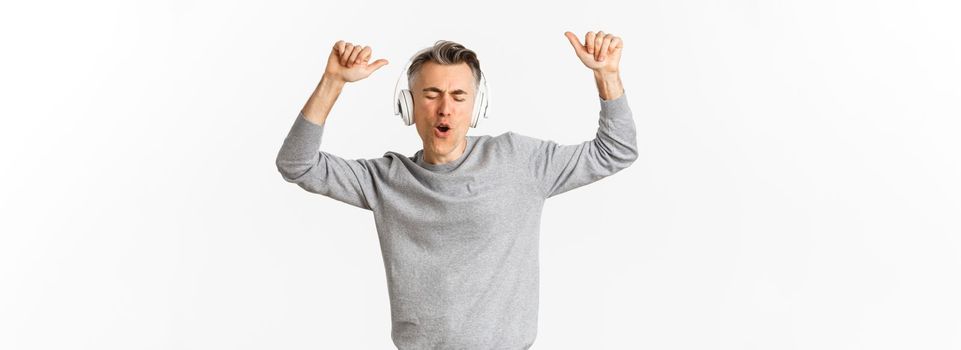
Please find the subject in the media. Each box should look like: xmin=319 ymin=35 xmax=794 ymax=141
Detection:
xmin=527 ymin=93 xmax=639 ymax=198
xmin=275 ymin=112 xmax=377 ymax=211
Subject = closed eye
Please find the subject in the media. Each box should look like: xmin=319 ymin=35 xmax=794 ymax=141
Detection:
xmin=423 ymin=87 xmax=470 ymax=102
xmin=426 ymin=96 xmax=467 ymax=102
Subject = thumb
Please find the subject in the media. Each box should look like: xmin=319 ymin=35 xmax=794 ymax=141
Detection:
xmin=368 ymin=58 xmax=389 ymax=72
xmin=564 ymin=31 xmax=586 ymax=55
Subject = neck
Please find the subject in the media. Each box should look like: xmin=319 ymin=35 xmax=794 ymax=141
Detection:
xmin=422 ymin=136 xmax=468 ymax=165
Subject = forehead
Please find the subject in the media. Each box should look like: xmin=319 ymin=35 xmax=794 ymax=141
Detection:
xmin=414 ymin=61 xmax=475 ymax=91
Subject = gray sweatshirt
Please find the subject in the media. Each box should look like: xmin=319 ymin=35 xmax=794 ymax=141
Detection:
xmin=276 ymin=93 xmax=637 ymax=349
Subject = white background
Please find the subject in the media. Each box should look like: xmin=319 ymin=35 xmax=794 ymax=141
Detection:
xmin=1 ymin=0 xmax=959 ymax=349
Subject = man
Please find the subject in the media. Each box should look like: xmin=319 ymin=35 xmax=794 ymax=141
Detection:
xmin=276 ymin=30 xmax=636 ymax=349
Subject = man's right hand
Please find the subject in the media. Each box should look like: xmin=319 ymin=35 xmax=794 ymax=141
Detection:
xmin=324 ymin=40 xmax=389 ymax=83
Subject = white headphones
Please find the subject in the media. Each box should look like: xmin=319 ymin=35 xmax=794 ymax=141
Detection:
xmin=392 ymin=47 xmax=490 ymax=128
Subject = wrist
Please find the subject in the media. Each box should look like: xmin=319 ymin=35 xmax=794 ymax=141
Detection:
xmin=592 ymin=70 xmax=623 ymax=101
xmin=592 ymin=69 xmax=620 ymax=79
xmin=320 ymin=73 xmax=347 ymax=88
xmin=301 ymin=74 xmax=346 ymax=125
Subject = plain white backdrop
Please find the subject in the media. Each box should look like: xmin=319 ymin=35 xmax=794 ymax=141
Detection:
xmin=1 ymin=0 xmax=959 ymax=349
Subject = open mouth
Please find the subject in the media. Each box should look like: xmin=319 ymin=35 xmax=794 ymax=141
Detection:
xmin=434 ymin=123 xmax=451 ymax=137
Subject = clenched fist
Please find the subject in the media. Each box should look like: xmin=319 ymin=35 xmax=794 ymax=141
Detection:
xmin=324 ymin=40 xmax=390 ymax=83
xmin=564 ymin=31 xmax=623 ymax=74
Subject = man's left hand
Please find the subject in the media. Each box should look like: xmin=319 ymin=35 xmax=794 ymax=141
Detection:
xmin=564 ymin=30 xmax=622 ymax=74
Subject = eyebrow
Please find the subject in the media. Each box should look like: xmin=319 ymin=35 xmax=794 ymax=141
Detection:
xmin=422 ymin=87 xmax=468 ymax=95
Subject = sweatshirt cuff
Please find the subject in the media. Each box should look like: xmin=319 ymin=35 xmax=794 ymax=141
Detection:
xmin=286 ymin=111 xmax=325 ymax=145
xmin=599 ymin=91 xmax=630 ymax=117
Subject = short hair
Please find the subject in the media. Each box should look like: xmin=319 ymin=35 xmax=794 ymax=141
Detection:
xmin=407 ymin=40 xmax=482 ymax=92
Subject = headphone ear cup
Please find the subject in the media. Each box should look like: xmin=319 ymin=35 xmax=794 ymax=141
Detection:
xmin=398 ymin=89 xmax=414 ymax=126
xmin=470 ymin=90 xmax=487 ymax=128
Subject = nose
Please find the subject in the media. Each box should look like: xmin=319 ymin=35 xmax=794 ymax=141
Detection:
xmin=437 ymin=95 xmax=453 ymax=117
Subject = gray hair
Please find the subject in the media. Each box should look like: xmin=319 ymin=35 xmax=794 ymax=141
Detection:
xmin=407 ymin=40 xmax=482 ymax=92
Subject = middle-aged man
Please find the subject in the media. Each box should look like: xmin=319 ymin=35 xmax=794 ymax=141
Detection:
xmin=276 ymin=30 xmax=637 ymax=349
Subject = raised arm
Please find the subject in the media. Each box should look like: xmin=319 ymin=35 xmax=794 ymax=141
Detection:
xmin=524 ymin=31 xmax=638 ymax=198
xmin=565 ymin=30 xmax=624 ymax=100
xmin=301 ymin=40 xmax=389 ymax=124
xmin=275 ymin=40 xmax=389 ymax=210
